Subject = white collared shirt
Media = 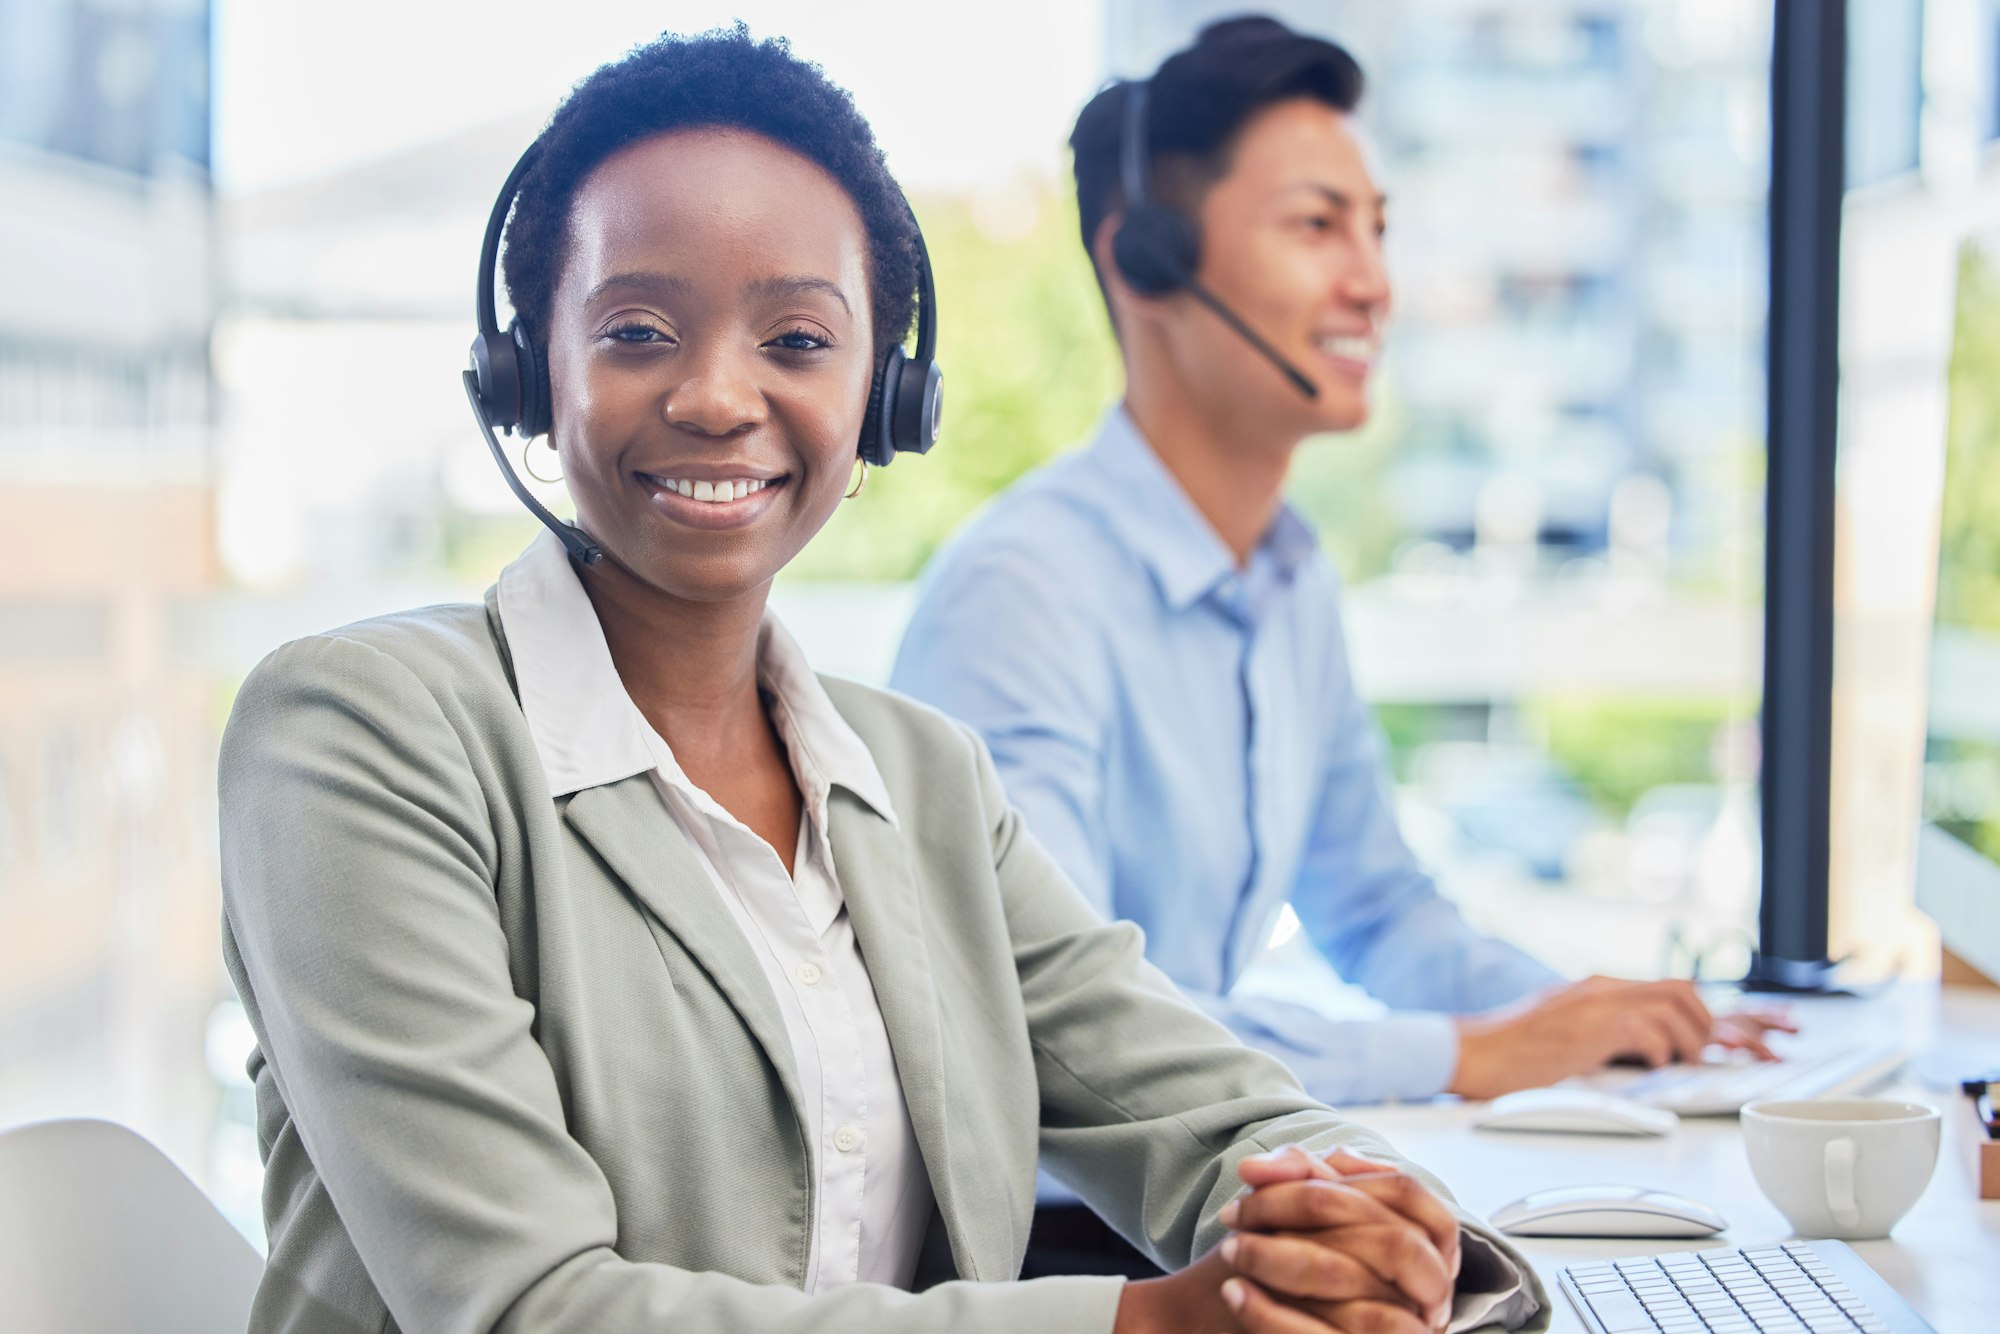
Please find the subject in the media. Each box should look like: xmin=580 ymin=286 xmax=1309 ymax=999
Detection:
xmin=497 ymin=530 xmax=934 ymax=1291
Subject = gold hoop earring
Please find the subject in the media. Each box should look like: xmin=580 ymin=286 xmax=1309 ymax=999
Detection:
xmin=522 ymin=437 xmax=563 ymax=485
xmin=844 ymin=458 xmax=868 ymax=500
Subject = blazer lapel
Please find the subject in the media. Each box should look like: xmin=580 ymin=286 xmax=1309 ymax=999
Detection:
xmin=562 ymin=778 xmax=807 ymax=1126
xmin=828 ymin=793 xmax=987 ymax=1280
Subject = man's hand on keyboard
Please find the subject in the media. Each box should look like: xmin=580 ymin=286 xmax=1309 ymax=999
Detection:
xmin=1448 ymin=977 xmax=1792 ymax=1099
xmin=1711 ymin=1006 xmax=1799 ymax=1060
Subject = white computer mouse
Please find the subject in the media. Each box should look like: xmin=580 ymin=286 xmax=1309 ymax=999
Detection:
xmin=1471 ymin=1088 xmax=1680 ymax=1137
xmin=1489 ymin=1185 xmax=1727 ymax=1238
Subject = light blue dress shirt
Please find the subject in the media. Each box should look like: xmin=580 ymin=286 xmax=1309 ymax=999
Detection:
xmin=892 ymin=408 xmax=1561 ymax=1107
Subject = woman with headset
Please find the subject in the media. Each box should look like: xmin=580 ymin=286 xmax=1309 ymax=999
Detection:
xmin=217 ymin=26 xmax=1541 ymax=1334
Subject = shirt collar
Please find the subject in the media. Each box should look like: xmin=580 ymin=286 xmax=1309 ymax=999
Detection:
xmin=495 ymin=530 xmax=897 ymax=826
xmin=1082 ymin=407 xmax=1318 ymax=611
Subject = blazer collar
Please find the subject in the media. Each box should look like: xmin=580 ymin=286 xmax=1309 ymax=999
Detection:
xmin=825 ymin=789 xmax=986 ymax=1281
xmin=560 ymin=775 xmax=809 ymax=1137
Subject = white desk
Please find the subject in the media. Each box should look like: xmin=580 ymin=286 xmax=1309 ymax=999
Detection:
xmin=1357 ymin=987 xmax=2000 ymax=1331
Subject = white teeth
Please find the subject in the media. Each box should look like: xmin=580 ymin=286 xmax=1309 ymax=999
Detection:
xmin=1317 ymin=334 xmax=1378 ymax=361
xmin=655 ymin=477 xmax=770 ymax=503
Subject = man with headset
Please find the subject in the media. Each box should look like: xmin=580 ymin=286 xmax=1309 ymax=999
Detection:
xmin=892 ymin=15 xmax=1788 ymax=1275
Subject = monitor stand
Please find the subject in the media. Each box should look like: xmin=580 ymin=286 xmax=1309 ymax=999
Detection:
xmin=1740 ymin=952 xmax=1854 ymax=995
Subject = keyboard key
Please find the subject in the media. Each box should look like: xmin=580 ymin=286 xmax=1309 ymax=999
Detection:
xmin=1581 ymin=1289 xmax=1657 ymax=1332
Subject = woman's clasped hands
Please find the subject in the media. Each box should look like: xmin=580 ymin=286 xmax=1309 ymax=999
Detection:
xmin=1117 ymin=1146 xmax=1464 ymax=1334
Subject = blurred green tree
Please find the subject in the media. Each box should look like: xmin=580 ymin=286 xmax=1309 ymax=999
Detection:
xmin=1937 ymin=242 xmax=2000 ymax=635
xmin=1926 ymin=239 xmax=2000 ymax=863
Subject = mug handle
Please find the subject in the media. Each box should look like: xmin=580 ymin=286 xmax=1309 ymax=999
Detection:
xmin=1824 ymin=1137 xmax=1861 ymax=1230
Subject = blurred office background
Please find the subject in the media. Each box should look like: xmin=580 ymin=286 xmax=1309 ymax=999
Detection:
xmin=2 ymin=0 xmax=1997 ymax=1244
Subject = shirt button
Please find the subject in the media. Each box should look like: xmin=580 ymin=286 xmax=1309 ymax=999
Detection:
xmin=832 ymin=1124 xmax=861 ymax=1153
xmin=795 ymin=962 xmax=822 ymax=987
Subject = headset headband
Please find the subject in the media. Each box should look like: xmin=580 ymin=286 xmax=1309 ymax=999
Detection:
xmin=475 ymin=144 xmax=539 ymax=347
xmin=1121 ymin=80 xmax=1153 ymax=209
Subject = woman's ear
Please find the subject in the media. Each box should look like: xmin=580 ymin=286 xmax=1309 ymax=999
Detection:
xmin=1091 ymin=212 xmax=1128 ymax=303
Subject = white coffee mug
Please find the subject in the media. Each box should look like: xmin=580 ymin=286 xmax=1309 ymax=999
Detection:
xmin=1741 ymin=1097 xmax=1940 ymax=1240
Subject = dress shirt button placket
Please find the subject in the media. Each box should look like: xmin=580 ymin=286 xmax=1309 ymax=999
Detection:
xmin=1223 ymin=624 xmax=1269 ymax=984
xmin=815 ymin=963 xmax=869 ymax=1285
xmin=787 ymin=838 xmax=867 ymax=1289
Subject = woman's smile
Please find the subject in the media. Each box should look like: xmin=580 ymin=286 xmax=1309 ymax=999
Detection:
xmin=636 ymin=467 xmax=790 ymax=530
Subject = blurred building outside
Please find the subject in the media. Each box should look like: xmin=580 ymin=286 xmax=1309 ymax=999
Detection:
xmin=0 ymin=0 xmax=228 ymax=1219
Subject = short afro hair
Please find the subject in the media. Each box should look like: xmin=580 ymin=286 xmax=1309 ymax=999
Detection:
xmin=501 ymin=23 xmax=920 ymax=359
xmin=1070 ymin=15 xmax=1365 ymax=295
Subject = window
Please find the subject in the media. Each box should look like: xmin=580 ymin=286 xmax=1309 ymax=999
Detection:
xmin=1277 ymin=1 xmax=1772 ymax=981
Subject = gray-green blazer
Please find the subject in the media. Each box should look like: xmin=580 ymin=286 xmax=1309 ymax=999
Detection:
xmin=219 ymin=594 xmax=1547 ymax=1334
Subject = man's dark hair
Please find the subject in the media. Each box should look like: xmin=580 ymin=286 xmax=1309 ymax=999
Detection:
xmin=1069 ymin=15 xmax=1365 ymax=297
xmin=502 ymin=23 xmax=919 ymax=358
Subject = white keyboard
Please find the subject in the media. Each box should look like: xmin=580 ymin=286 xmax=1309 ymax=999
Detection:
xmin=1605 ymin=1037 xmax=1907 ymax=1116
xmin=1562 ymin=1240 xmax=1935 ymax=1333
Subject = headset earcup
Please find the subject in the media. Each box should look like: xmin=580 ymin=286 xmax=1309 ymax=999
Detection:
xmin=859 ymin=347 xmax=901 ymax=467
xmin=890 ymin=355 xmax=943 ymax=456
xmin=469 ymin=329 xmax=523 ymax=431
xmin=1113 ymin=204 xmax=1201 ymax=296
xmin=512 ymin=321 xmax=551 ymax=439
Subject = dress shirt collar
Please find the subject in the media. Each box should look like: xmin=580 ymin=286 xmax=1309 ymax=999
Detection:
xmin=1084 ymin=407 xmax=1318 ymax=612
xmin=495 ymin=530 xmax=897 ymax=826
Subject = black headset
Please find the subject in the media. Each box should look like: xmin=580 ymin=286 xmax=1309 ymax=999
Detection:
xmin=1109 ymin=80 xmax=1318 ymax=400
xmin=464 ymin=139 xmax=945 ymax=566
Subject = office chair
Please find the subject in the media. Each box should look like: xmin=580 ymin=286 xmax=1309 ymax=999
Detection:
xmin=0 ymin=1118 xmax=262 ymax=1333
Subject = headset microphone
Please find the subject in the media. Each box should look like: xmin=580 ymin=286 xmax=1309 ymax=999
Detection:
xmin=1179 ymin=280 xmax=1318 ymax=399
xmin=1111 ymin=81 xmax=1319 ymax=401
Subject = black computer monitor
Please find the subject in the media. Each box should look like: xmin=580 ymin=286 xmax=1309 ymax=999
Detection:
xmin=1916 ymin=225 xmax=2000 ymax=985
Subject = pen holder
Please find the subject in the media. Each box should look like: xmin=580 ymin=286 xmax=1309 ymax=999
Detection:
xmin=1962 ymin=1096 xmax=2000 ymax=1199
